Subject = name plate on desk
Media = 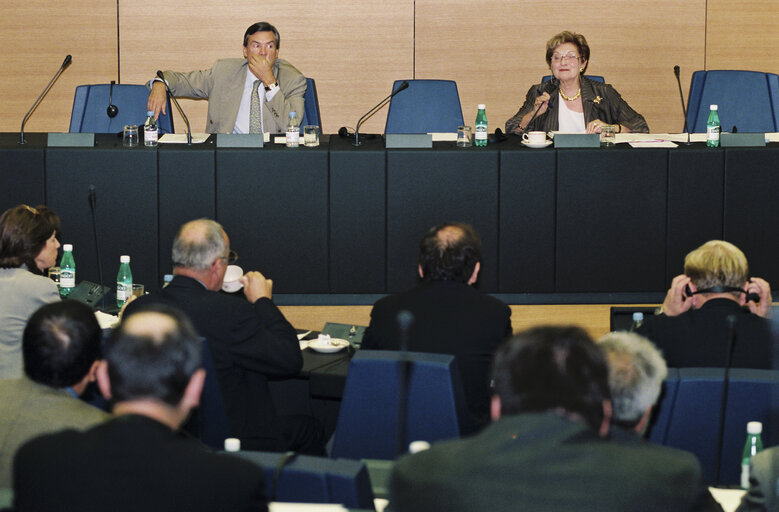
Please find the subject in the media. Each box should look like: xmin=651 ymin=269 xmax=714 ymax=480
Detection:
xmin=720 ymin=133 xmax=766 ymax=147
xmin=216 ymin=133 xmax=263 ymax=148
xmin=553 ymin=133 xmax=600 ymax=148
xmin=47 ymin=133 xmax=94 ymax=147
xmin=385 ymin=134 xmax=433 ymax=148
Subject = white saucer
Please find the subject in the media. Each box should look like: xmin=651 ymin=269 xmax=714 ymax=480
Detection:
xmin=522 ymin=140 xmax=552 ymax=148
xmin=307 ymin=338 xmax=350 ymax=353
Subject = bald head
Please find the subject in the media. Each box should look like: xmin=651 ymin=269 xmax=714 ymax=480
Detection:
xmin=122 ymin=311 xmax=178 ymax=343
xmin=418 ymin=222 xmax=482 ymax=283
xmin=172 ymin=219 xmax=228 ymax=271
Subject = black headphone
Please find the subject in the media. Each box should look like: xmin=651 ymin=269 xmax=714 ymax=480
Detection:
xmin=685 ymin=284 xmax=760 ymax=303
xmin=106 ymin=80 xmax=118 ymax=118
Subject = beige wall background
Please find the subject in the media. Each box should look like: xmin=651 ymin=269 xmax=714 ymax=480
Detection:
xmin=2 ymin=1 xmax=777 ymax=134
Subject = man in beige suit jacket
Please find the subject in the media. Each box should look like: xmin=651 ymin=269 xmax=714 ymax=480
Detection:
xmin=147 ymin=21 xmax=306 ymax=134
xmin=0 ymin=301 xmax=110 ymax=488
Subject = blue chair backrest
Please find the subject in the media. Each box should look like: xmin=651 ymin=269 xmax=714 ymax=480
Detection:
xmin=69 ymin=83 xmax=174 ymax=134
xmin=181 ymin=338 xmax=231 ymax=450
xmin=384 ymin=79 xmax=464 ymax=134
xmin=231 ymin=451 xmax=375 ymax=510
xmin=686 ymin=70 xmax=779 ymax=133
xmin=647 ymin=367 xmax=680 ymax=445
xmin=542 ymin=74 xmax=605 ymax=84
xmin=331 ymin=350 xmax=471 ymax=460
xmin=299 ymin=77 xmax=322 ymax=132
xmin=659 ymin=368 xmax=778 ymax=485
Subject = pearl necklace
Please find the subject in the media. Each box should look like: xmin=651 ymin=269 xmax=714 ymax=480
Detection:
xmin=560 ymin=88 xmax=581 ymax=101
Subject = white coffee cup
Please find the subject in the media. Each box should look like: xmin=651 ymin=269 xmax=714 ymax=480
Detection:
xmin=221 ymin=265 xmax=244 ymax=293
xmin=522 ymin=131 xmax=547 ymax=144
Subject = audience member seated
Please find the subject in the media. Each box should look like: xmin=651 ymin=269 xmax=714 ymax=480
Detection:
xmin=0 ymin=205 xmax=61 ymax=378
xmin=361 ymin=222 xmax=512 ymax=430
xmin=0 ymin=301 xmax=109 ymax=488
xmin=638 ymin=240 xmax=773 ymax=368
xmin=597 ymin=331 xmax=721 ymax=509
xmin=126 ymin=218 xmax=324 ymax=454
xmin=737 ymin=446 xmax=778 ymax=512
xmin=12 ymin=303 xmax=267 ymax=512
xmin=388 ymin=326 xmax=722 ymax=512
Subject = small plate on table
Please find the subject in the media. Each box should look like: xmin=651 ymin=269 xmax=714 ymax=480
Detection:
xmin=521 ymin=140 xmax=552 ymax=149
xmin=307 ymin=337 xmax=351 ymax=353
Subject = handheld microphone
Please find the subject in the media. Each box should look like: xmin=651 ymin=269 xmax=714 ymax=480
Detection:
xmin=106 ymin=80 xmax=119 ymax=118
xmin=673 ymin=65 xmax=691 ymax=145
xmin=156 ymin=70 xmax=192 ymax=145
xmin=352 ymin=80 xmax=409 ymax=146
xmin=520 ymin=79 xmax=557 ymax=133
xmin=20 ymin=54 xmax=72 ymax=144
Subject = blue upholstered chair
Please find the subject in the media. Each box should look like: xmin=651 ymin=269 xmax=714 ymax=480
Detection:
xmin=384 ymin=79 xmax=464 ymax=134
xmin=542 ymin=74 xmax=605 ymax=84
xmin=654 ymin=368 xmax=778 ymax=485
xmin=299 ymin=77 xmax=322 ymax=132
xmin=69 ymin=83 xmax=174 ymax=134
xmin=646 ymin=367 xmax=680 ymax=445
xmin=330 ymin=350 xmax=472 ymax=460
xmin=230 ymin=451 xmax=375 ymax=509
xmin=686 ymin=70 xmax=779 ymax=133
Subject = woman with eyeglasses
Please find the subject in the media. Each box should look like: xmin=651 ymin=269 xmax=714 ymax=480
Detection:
xmin=0 ymin=204 xmax=62 ymax=379
xmin=506 ymin=31 xmax=649 ymax=135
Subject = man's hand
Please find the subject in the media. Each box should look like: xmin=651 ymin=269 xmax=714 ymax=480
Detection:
xmin=241 ymin=271 xmax=273 ymax=304
xmin=661 ymin=274 xmax=694 ymax=316
xmin=147 ymin=81 xmax=168 ymax=120
xmin=746 ymin=277 xmax=772 ymax=318
xmin=247 ymin=55 xmax=276 ymax=87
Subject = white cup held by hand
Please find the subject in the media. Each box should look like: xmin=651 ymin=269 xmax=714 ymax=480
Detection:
xmin=221 ymin=265 xmax=244 ymax=293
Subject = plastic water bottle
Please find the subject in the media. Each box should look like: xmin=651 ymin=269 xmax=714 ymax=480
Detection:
xmin=116 ymin=255 xmax=133 ymax=308
xmin=286 ymin=111 xmax=300 ymax=147
xmin=475 ymin=104 xmax=488 ymax=147
xmin=144 ymin=110 xmax=158 ymax=147
xmin=59 ymin=244 xmax=75 ymax=297
xmin=741 ymin=421 xmax=764 ymax=489
xmin=706 ymin=104 xmax=720 ymax=148
xmin=630 ymin=312 xmax=644 ymax=331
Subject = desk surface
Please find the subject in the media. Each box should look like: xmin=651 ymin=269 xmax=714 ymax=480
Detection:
xmin=2 ymin=133 xmax=777 ymax=304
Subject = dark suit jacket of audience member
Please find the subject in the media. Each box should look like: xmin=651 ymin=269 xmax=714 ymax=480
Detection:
xmin=389 ymin=413 xmax=723 ymax=512
xmin=637 ymin=298 xmax=773 ymax=369
xmin=361 ymin=280 xmax=512 ymax=430
xmin=126 ymin=275 xmax=302 ymax=450
xmin=13 ymin=414 xmax=267 ymax=512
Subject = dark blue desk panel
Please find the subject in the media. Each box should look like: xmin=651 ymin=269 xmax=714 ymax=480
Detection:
xmin=45 ymin=135 xmax=158 ymax=288
xmin=216 ymin=143 xmax=329 ymax=293
xmin=0 ymin=134 xmax=46 ymax=212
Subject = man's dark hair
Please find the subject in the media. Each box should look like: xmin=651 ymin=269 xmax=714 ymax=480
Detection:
xmin=106 ymin=303 xmax=202 ymax=407
xmin=491 ymin=325 xmax=611 ymax=432
xmin=243 ymin=21 xmax=280 ymax=49
xmin=418 ymin=222 xmax=482 ymax=283
xmin=23 ymin=300 xmax=102 ymax=388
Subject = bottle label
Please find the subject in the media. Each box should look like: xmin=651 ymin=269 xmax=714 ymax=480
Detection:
xmin=706 ymin=125 xmax=720 ymax=141
xmin=741 ymin=462 xmax=750 ymax=489
xmin=144 ymin=127 xmax=158 ymax=145
xmin=475 ymin=125 xmax=488 ymax=141
xmin=286 ymin=129 xmax=299 ymax=147
xmin=116 ymin=282 xmax=131 ymax=302
xmin=60 ymin=270 xmax=75 ymax=288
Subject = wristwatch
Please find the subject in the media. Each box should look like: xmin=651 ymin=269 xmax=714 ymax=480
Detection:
xmin=264 ymin=81 xmax=278 ymax=92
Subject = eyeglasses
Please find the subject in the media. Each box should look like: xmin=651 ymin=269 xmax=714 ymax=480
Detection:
xmin=220 ymin=250 xmax=238 ymax=265
xmin=248 ymin=41 xmax=276 ymax=51
xmin=551 ymin=53 xmax=581 ymax=64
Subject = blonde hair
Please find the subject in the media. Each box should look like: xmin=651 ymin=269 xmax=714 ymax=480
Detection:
xmin=545 ymin=31 xmax=590 ymax=73
xmin=684 ymin=240 xmax=748 ymax=295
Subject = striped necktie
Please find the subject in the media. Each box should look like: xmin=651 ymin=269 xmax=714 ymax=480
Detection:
xmin=249 ymin=80 xmax=263 ymax=133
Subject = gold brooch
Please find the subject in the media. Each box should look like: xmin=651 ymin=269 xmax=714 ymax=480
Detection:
xmin=593 ymin=96 xmax=602 ymax=104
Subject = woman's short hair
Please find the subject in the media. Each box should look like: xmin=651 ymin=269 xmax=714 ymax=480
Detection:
xmin=0 ymin=204 xmax=60 ymax=274
xmin=545 ymin=31 xmax=590 ymax=74
xmin=684 ymin=240 xmax=749 ymax=294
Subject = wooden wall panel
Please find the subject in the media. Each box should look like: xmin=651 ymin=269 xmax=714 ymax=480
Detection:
xmin=415 ymin=0 xmax=706 ymax=134
xmin=0 ymin=1 xmax=117 ymax=132
xmin=119 ymin=0 xmax=414 ymax=134
xmin=706 ymin=0 xmax=779 ymax=71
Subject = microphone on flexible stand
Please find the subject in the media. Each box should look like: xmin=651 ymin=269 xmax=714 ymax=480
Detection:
xmin=88 ymin=185 xmax=108 ymax=310
xmin=673 ymin=65 xmax=692 ymax=145
xmin=351 ymin=81 xmax=409 ymax=146
xmin=20 ymin=55 xmax=72 ymax=144
xmin=156 ymin=70 xmax=192 ymax=145
xmin=519 ymin=79 xmax=558 ymax=133
xmin=713 ymin=314 xmax=737 ymax=486
xmin=395 ymin=310 xmax=414 ymax=456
